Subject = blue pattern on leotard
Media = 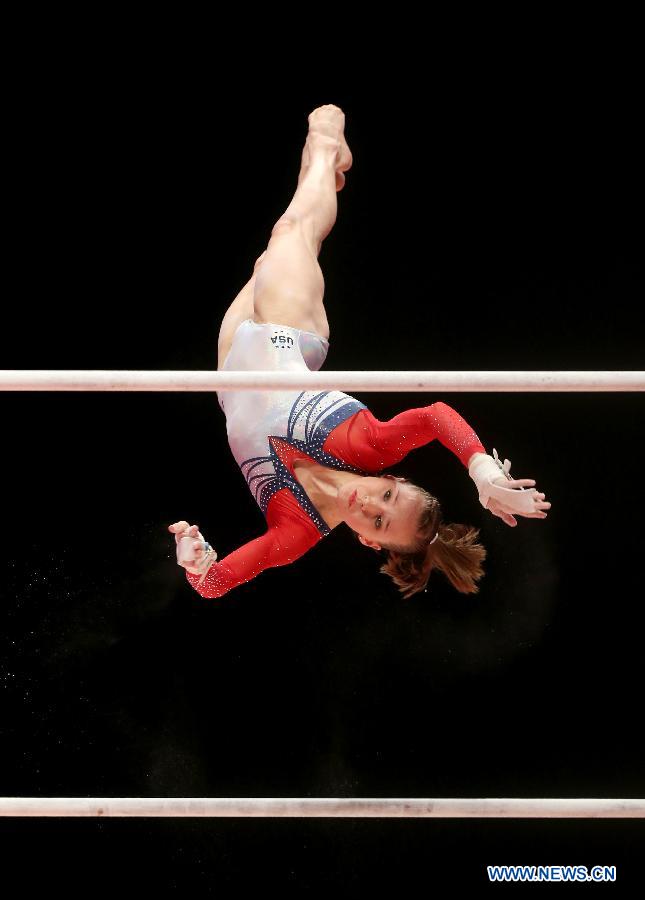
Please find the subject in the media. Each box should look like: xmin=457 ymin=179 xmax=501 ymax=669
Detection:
xmin=240 ymin=391 xmax=368 ymax=535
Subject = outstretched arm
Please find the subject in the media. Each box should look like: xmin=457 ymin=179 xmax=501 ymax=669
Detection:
xmin=361 ymin=400 xmax=487 ymax=468
xmin=168 ymin=518 xmax=321 ymax=599
xmin=359 ymin=402 xmax=551 ymax=526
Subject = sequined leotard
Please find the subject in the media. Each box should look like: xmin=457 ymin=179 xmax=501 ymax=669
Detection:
xmin=185 ymin=320 xmax=486 ymax=599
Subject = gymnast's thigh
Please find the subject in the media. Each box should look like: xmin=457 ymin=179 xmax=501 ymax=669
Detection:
xmin=252 ymin=223 xmax=330 ymax=341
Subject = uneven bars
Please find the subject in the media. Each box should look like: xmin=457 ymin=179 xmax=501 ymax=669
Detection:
xmin=1 ymin=798 xmax=644 ymax=817
xmin=1 ymin=371 xmax=644 ymax=392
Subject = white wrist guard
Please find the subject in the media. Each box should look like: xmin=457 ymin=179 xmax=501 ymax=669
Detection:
xmin=177 ymin=533 xmax=218 ymax=585
xmin=468 ymin=448 xmax=536 ymax=516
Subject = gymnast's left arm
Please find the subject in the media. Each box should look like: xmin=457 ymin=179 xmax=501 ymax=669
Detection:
xmin=363 ymin=401 xmax=551 ymax=527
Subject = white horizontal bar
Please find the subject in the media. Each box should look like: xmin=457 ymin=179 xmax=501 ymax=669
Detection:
xmin=1 ymin=370 xmax=644 ymax=392
xmin=0 ymin=798 xmax=643 ymax=818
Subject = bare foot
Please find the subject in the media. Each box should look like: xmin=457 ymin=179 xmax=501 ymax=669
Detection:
xmin=303 ymin=104 xmax=353 ymax=191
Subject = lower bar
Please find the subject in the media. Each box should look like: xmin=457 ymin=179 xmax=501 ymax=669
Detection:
xmin=1 ymin=798 xmax=644 ymax=817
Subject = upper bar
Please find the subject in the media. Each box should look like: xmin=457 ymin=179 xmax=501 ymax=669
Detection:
xmin=0 ymin=798 xmax=644 ymax=817
xmin=1 ymin=371 xmax=644 ymax=392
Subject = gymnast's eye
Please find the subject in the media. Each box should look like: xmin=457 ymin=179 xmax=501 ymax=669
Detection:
xmin=375 ymin=490 xmax=392 ymax=528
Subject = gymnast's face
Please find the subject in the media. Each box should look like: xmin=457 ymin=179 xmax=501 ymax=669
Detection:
xmin=340 ymin=474 xmax=423 ymax=551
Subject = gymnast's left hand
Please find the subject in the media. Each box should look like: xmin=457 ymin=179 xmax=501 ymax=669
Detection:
xmin=468 ymin=452 xmax=551 ymax=527
xmin=487 ymin=478 xmax=551 ymax=528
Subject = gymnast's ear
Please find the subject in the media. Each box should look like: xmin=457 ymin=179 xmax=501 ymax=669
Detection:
xmin=358 ymin=534 xmax=382 ymax=552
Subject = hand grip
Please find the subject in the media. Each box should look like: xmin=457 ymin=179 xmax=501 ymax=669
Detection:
xmin=177 ymin=533 xmax=203 ymax=565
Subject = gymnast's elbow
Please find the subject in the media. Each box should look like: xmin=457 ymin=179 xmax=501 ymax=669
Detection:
xmin=184 ymin=568 xmax=231 ymax=600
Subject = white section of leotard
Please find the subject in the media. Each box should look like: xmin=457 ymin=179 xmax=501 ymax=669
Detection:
xmin=216 ymin=319 xmax=366 ymax=521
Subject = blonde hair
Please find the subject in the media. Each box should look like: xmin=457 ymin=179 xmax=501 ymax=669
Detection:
xmin=358 ymin=476 xmax=486 ymax=600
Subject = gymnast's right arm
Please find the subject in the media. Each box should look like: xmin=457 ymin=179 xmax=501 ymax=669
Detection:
xmin=168 ymin=519 xmax=321 ymax=599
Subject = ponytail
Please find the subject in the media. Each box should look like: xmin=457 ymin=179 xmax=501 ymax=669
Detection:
xmin=376 ymin=480 xmax=486 ymax=599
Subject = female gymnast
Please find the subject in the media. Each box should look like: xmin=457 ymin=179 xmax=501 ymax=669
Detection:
xmin=168 ymin=105 xmax=550 ymax=600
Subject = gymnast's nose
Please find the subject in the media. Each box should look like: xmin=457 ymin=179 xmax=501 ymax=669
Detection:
xmin=360 ymin=496 xmax=380 ymax=516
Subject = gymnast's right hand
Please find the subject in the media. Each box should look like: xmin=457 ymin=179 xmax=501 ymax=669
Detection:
xmin=168 ymin=521 xmax=218 ymax=578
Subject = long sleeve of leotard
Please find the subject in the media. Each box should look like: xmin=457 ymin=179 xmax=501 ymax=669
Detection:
xmin=184 ymin=491 xmax=323 ymax=599
xmin=186 ymin=402 xmax=485 ymax=598
xmin=323 ymin=400 xmax=486 ymax=472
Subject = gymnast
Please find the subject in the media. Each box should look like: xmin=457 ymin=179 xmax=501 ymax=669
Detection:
xmin=168 ymin=105 xmax=551 ymax=600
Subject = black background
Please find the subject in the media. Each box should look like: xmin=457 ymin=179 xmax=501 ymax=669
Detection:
xmin=1 ymin=17 xmax=644 ymax=894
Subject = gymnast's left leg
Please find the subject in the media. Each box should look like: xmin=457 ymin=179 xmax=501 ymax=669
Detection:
xmin=251 ymin=104 xmax=352 ymax=339
xmin=217 ymin=104 xmax=352 ymax=369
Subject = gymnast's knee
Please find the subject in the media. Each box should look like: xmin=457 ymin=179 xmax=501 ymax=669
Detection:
xmin=270 ymin=216 xmax=299 ymax=238
xmin=253 ymin=251 xmax=267 ymax=272
xmin=270 ymin=216 xmax=320 ymax=258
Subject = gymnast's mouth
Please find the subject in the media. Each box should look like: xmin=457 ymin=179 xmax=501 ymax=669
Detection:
xmin=349 ymin=489 xmax=357 ymax=507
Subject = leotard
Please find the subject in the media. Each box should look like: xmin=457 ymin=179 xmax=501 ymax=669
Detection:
xmin=185 ymin=319 xmax=485 ymax=598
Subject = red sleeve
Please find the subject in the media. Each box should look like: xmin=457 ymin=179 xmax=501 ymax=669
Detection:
xmin=184 ymin=493 xmax=323 ymax=599
xmin=323 ymin=401 xmax=486 ymax=471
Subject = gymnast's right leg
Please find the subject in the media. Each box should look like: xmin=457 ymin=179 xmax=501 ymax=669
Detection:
xmin=216 ymin=253 xmax=264 ymax=370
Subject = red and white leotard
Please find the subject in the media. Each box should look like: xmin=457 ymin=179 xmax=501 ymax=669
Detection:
xmin=185 ymin=320 xmax=486 ymax=599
